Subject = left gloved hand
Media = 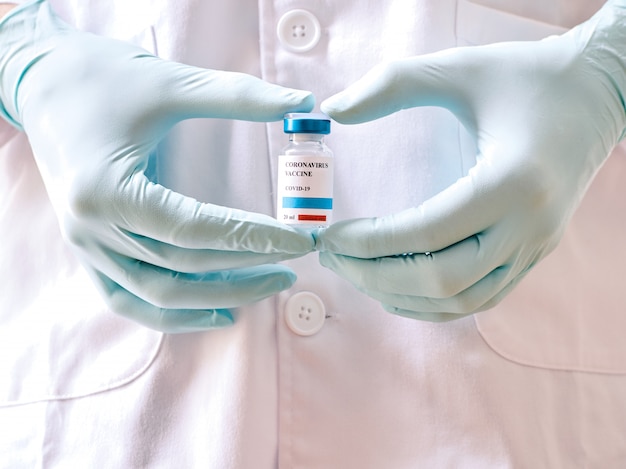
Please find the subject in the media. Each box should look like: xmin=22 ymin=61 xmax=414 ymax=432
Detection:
xmin=0 ymin=0 xmax=315 ymax=332
xmin=317 ymin=0 xmax=626 ymax=321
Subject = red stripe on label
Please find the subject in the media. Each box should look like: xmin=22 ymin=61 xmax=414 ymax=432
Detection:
xmin=298 ymin=214 xmax=327 ymax=222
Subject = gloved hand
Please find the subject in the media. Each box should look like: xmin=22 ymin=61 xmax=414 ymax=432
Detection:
xmin=317 ymin=0 xmax=626 ymax=321
xmin=0 ymin=0 xmax=315 ymax=332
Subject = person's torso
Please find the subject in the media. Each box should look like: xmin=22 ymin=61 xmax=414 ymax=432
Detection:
xmin=3 ymin=2 xmax=626 ymax=468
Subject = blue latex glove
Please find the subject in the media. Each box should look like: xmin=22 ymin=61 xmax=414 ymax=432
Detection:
xmin=0 ymin=0 xmax=315 ymax=332
xmin=318 ymin=1 xmax=626 ymax=321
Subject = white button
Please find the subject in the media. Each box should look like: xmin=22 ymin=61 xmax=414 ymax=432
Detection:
xmin=285 ymin=291 xmax=326 ymax=336
xmin=277 ymin=9 xmax=321 ymax=53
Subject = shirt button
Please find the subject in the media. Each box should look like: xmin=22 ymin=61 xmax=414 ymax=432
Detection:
xmin=285 ymin=291 xmax=326 ymax=336
xmin=277 ymin=9 xmax=321 ymax=53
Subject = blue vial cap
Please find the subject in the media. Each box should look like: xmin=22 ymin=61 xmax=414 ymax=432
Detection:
xmin=284 ymin=112 xmax=331 ymax=134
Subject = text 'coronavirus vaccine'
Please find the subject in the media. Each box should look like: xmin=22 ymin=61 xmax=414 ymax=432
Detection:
xmin=277 ymin=113 xmax=334 ymax=229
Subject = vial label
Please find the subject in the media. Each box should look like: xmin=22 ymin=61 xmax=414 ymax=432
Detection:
xmin=277 ymin=154 xmax=333 ymax=227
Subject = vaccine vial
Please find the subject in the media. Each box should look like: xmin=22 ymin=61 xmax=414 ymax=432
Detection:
xmin=277 ymin=113 xmax=334 ymax=228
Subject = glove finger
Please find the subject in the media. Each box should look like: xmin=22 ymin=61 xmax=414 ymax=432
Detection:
xmin=71 ymin=175 xmax=315 ymax=255
xmin=76 ymin=241 xmax=298 ymax=310
xmin=87 ymin=268 xmax=234 ymax=333
xmin=320 ymin=231 xmax=507 ymax=298
xmin=320 ymin=52 xmax=475 ymax=125
xmin=382 ymin=272 xmax=526 ymax=321
xmin=152 ymin=60 xmax=315 ymax=122
xmin=106 ymin=228 xmax=309 ymax=273
xmin=362 ymin=264 xmax=513 ymax=314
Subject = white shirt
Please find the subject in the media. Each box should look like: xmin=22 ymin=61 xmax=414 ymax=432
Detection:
xmin=2 ymin=1 xmax=626 ymax=467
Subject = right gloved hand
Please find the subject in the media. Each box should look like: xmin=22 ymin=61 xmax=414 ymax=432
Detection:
xmin=317 ymin=0 xmax=626 ymax=321
xmin=0 ymin=0 xmax=315 ymax=332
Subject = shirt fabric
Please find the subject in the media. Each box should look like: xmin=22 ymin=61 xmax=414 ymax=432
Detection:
xmin=1 ymin=1 xmax=626 ymax=467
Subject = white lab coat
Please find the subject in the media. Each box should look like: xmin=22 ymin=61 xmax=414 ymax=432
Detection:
xmin=2 ymin=0 xmax=626 ymax=467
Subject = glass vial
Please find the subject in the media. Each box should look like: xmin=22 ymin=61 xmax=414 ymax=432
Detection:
xmin=277 ymin=113 xmax=334 ymax=228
